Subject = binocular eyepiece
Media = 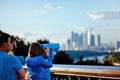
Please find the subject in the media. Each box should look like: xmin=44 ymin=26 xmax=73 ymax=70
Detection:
xmin=41 ymin=43 xmax=60 ymax=52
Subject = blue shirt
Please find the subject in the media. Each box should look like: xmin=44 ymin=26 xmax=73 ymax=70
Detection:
xmin=0 ymin=51 xmax=23 ymax=80
xmin=26 ymin=55 xmax=52 ymax=80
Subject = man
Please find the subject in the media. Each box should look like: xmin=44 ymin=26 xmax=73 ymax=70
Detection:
xmin=0 ymin=31 xmax=25 ymax=80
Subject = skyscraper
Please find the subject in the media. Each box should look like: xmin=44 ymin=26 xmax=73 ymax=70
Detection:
xmin=67 ymin=39 xmax=72 ymax=50
xmin=98 ymin=35 xmax=101 ymax=46
xmin=91 ymin=34 xmax=95 ymax=46
xmin=87 ymin=29 xmax=91 ymax=46
xmin=117 ymin=41 xmax=120 ymax=49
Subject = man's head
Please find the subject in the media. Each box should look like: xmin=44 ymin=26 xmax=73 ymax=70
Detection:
xmin=0 ymin=31 xmax=11 ymax=52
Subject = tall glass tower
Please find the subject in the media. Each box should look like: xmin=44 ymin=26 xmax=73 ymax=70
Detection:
xmin=98 ymin=34 xmax=101 ymax=46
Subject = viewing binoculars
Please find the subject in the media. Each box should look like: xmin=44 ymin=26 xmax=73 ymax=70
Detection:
xmin=41 ymin=43 xmax=60 ymax=52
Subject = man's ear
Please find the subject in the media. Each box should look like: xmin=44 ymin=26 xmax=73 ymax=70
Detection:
xmin=2 ymin=42 xmax=6 ymax=48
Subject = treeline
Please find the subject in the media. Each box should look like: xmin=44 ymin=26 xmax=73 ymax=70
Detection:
xmin=53 ymin=51 xmax=120 ymax=66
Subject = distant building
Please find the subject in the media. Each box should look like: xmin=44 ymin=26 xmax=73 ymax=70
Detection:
xmin=67 ymin=39 xmax=71 ymax=50
xmin=61 ymin=43 xmax=66 ymax=50
xmin=98 ymin=34 xmax=101 ymax=46
xmin=71 ymin=31 xmax=81 ymax=50
xmin=91 ymin=34 xmax=95 ymax=46
xmin=65 ymin=29 xmax=102 ymax=51
xmin=117 ymin=41 xmax=120 ymax=49
xmin=87 ymin=29 xmax=91 ymax=46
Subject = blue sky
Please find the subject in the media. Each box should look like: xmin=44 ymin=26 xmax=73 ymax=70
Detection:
xmin=0 ymin=0 xmax=120 ymax=45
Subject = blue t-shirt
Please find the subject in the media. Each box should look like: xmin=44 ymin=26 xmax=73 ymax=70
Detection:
xmin=0 ymin=51 xmax=23 ymax=80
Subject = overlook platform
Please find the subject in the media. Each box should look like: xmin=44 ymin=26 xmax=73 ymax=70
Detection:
xmin=23 ymin=64 xmax=120 ymax=80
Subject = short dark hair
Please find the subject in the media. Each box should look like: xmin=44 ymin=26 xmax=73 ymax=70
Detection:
xmin=0 ymin=31 xmax=10 ymax=47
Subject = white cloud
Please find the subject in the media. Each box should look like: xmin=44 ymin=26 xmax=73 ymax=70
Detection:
xmin=14 ymin=31 xmax=67 ymax=44
xmin=87 ymin=10 xmax=120 ymax=20
xmin=15 ymin=32 xmax=56 ymax=43
xmin=40 ymin=3 xmax=62 ymax=13
xmin=16 ymin=32 xmax=25 ymax=38
xmin=44 ymin=3 xmax=62 ymax=9
xmin=40 ymin=8 xmax=45 ymax=14
xmin=44 ymin=4 xmax=55 ymax=9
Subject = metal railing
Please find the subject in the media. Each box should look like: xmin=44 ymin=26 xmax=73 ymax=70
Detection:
xmin=23 ymin=64 xmax=120 ymax=80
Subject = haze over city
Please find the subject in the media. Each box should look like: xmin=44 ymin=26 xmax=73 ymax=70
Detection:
xmin=0 ymin=0 xmax=120 ymax=45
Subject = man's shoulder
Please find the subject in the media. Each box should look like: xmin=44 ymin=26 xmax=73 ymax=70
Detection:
xmin=7 ymin=54 xmax=19 ymax=60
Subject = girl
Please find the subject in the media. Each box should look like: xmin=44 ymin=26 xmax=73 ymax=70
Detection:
xmin=26 ymin=42 xmax=52 ymax=80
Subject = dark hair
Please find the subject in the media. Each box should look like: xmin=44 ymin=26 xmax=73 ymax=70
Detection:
xmin=10 ymin=36 xmax=15 ymax=43
xmin=28 ymin=42 xmax=45 ymax=57
xmin=0 ymin=31 xmax=10 ymax=47
xmin=10 ymin=35 xmax=17 ymax=50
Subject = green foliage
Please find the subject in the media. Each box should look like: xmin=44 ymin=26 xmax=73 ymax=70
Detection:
xmin=75 ymin=56 xmax=99 ymax=65
xmin=14 ymin=36 xmax=29 ymax=58
xmin=103 ymin=53 xmax=120 ymax=65
xmin=82 ymin=59 xmax=99 ymax=65
xmin=103 ymin=56 xmax=113 ymax=65
xmin=111 ymin=53 xmax=120 ymax=63
xmin=53 ymin=51 xmax=74 ymax=64
xmin=79 ymin=56 xmax=83 ymax=63
xmin=37 ymin=39 xmax=49 ymax=44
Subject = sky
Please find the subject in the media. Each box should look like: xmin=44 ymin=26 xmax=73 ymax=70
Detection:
xmin=0 ymin=0 xmax=120 ymax=45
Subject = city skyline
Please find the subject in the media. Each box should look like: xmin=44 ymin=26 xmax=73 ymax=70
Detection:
xmin=0 ymin=0 xmax=120 ymax=45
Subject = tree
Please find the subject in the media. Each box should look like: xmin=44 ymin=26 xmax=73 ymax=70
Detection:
xmin=53 ymin=51 xmax=74 ymax=64
xmin=75 ymin=56 xmax=99 ymax=65
xmin=75 ymin=56 xmax=83 ymax=64
xmin=14 ymin=36 xmax=29 ymax=58
xmin=37 ymin=39 xmax=49 ymax=44
xmin=103 ymin=56 xmax=113 ymax=66
xmin=103 ymin=53 xmax=120 ymax=66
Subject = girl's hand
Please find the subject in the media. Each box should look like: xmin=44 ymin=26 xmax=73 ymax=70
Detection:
xmin=44 ymin=47 xmax=50 ymax=56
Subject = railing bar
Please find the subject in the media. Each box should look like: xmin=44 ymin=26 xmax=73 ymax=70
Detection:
xmin=77 ymin=76 xmax=80 ymax=80
xmin=68 ymin=75 xmax=71 ymax=80
xmin=51 ymin=73 xmax=120 ymax=79
xmin=23 ymin=65 xmax=120 ymax=80
xmin=99 ymin=78 xmax=101 ymax=80
xmin=88 ymin=77 xmax=91 ymax=80
xmin=60 ymin=75 xmax=62 ymax=80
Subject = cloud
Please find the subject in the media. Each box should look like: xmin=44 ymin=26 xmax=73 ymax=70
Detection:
xmin=87 ymin=10 xmax=120 ymax=20
xmin=15 ymin=32 xmax=40 ymax=41
xmin=16 ymin=32 xmax=25 ymax=38
xmin=40 ymin=8 xmax=45 ymax=14
xmin=15 ymin=31 xmax=67 ymax=43
xmin=40 ymin=3 xmax=62 ymax=13
xmin=44 ymin=3 xmax=62 ymax=9
xmin=15 ymin=32 xmax=50 ymax=42
xmin=23 ymin=32 xmax=39 ymax=37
